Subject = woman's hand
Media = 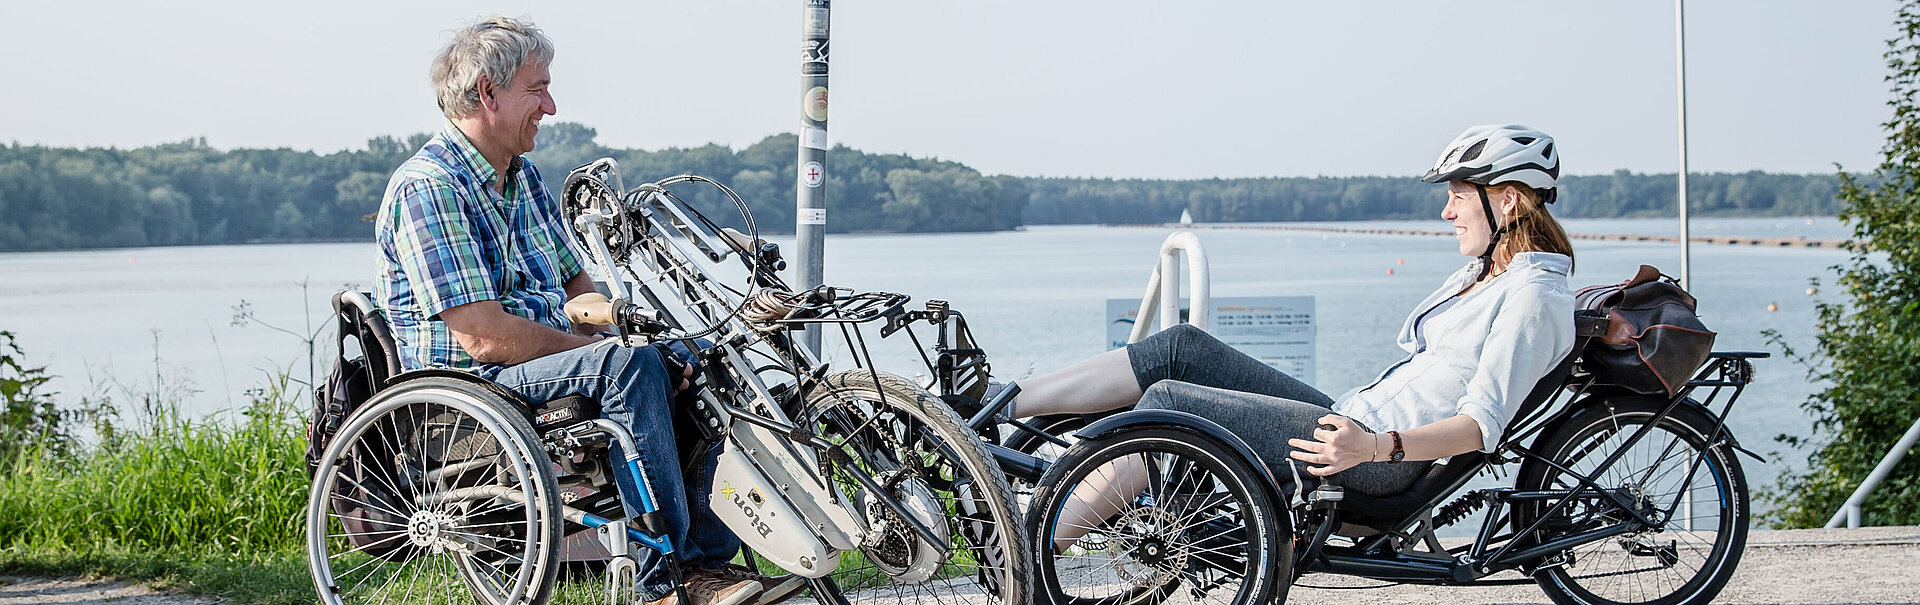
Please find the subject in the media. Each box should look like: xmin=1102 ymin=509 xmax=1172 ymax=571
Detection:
xmin=1287 ymin=414 xmax=1378 ymax=477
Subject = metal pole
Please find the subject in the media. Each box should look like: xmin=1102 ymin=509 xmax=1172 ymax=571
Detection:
xmin=1675 ymin=0 xmax=1692 ymax=290
xmin=795 ymin=0 xmax=830 ymax=352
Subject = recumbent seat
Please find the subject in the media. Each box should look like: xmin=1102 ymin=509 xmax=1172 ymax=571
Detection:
xmin=1320 ymin=309 xmax=1610 ymax=531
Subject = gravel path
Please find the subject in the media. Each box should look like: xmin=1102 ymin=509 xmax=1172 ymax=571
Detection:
xmin=5 ymin=527 xmax=1915 ymax=604
xmin=0 ymin=576 xmax=215 ymax=605
xmin=1286 ymin=527 xmax=1920 ymax=605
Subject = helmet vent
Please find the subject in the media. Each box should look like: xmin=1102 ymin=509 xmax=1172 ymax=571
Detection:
xmin=1512 ymin=136 xmax=1536 ymax=145
xmin=1541 ymin=141 xmax=1555 ymax=161
xmin=1459 ymin=140 xmax=1487 ymax=163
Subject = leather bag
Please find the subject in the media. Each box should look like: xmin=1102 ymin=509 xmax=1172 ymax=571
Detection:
xmin=1574 ymin=265 xmax=1716 ymax=396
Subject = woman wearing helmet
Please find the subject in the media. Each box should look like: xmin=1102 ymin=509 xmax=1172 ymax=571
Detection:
xmin=1006 ymin=125 xmax=1578 ymax=549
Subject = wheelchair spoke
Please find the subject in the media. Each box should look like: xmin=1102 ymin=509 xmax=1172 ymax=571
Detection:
xmin=329 ymin=478 xmax=414 ymax=521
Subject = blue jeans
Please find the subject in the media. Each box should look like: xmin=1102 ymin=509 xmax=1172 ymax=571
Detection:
xmin=491 ymin=339 xmax=739 ymax=600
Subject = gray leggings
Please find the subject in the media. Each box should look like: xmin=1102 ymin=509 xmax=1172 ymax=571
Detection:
xmin=1126 ymin=324 xmax=1429 ymax=497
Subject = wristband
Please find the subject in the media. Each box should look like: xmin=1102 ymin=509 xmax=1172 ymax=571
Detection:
xmin=1388 ymin=430 xmax=1406 ymax=464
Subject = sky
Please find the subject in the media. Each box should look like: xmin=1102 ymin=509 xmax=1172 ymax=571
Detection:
xmin=1 ymin=1 xmax=1898 ymax=179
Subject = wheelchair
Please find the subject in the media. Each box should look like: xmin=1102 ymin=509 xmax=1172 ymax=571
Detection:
xmin=306 ymin=160 xmax=1029 ymax=605
xmin=1018 ymin=311 xmax=1767 ymax=605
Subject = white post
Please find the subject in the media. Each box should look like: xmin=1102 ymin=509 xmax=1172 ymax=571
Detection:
xmin=1128 ymin=232 xmax=1211 ymax=344
xmin=1675 ymin=0 xmax=1693 ymax=290
xmin=1129 ymin=266 xmax=1163 ymax=344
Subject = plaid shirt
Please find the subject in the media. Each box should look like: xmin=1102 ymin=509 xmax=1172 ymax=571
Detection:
xmin=374 ymin=124 xmax=582 ymax=377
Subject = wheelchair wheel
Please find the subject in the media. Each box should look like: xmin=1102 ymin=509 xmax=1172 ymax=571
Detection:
xmin=1515 ymin=397 xmax=1749 ymax=605
xmin=1028 ymin=425 xmax=1285 ymax=605
xmin=306 ymin=377 xmax=565 ymax=605
xmin=801 ymin=370 xmax=1029 ymax=605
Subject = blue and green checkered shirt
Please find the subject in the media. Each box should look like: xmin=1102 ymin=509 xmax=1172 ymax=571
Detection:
xmin=374 ymin=124 xmax=583 ymax=378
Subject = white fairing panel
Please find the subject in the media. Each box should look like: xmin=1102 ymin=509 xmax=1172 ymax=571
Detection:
xmin=709 ymin=444 xmax=840 ymax=578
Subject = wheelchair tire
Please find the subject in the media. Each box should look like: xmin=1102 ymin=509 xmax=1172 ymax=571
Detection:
xmin=1028 ymin=425 xmax=1285 ymax=605
xmin=1515 ymin=397 xmax=1749 ymax=605
xmin=306 ymin=376 xmax=565 ymax=605
xmin=801 ymin=370 xmax=1029 ymax=605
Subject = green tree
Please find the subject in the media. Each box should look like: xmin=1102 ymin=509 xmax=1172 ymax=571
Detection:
xmin=1763 ymin=2 xmax=1920 ymax=527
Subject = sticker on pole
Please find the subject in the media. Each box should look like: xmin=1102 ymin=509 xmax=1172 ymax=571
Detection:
xmin=801 ymin=40 xmax=829 ymax=75
xmin=801 ymin=162 xmax=825 ymax=188
xmin=803 ymin=126 xmax=828 ymax=150
xmin=805 ymin=7 xmax=830 ymax=38
xmin=800 ymin=208 xmax=826 ymax=225
xmin=803 ymin=86 xmax=829 ymax=122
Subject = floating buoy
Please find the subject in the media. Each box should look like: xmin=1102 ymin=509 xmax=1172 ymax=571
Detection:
xmin=1767 ymin=302 xmax=1778 ymax=312
xmin=1387 ymin=268 xmax=1395 ymax=275
xmin=1806 ymin=288 xmax=1817 ymax=295
xmin=129 ymin=257 xmax=137 ymax=265
xmin=1397 ymin=258 xmax=1405 ymax=265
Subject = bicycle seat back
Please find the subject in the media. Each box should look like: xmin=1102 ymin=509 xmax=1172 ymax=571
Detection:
xmin=332 ymin=291 xmax=404 ymax=393
xmin=1331 ymin=309 xmax=1608 ymax=530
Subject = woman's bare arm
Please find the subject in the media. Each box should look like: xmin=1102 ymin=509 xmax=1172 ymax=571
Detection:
xmin=1286 ymin=414 xmax=1484 ymax=477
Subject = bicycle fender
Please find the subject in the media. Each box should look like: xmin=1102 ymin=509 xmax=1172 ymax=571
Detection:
xmin=1074 ymin=409 xmax=1290 ymax=508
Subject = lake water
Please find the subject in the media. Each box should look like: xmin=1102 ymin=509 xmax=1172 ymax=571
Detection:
xmin=0 ymin=217 xmax=1852 ymax=508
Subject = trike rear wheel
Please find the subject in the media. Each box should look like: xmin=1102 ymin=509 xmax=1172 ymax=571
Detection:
xmin=1516 ymin=397 xmax=1749 ymax=605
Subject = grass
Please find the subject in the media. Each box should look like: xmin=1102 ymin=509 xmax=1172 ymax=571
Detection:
xmin=0 ymin=374 xmax=316 ymax=604
xmin=0 ymin=363 xmax=993 ymax=604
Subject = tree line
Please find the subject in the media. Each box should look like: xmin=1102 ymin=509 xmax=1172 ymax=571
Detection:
xmin=1024 ymin=170 xmax=1847 ymax=225
xmin=0 ymin=123 xmax=1844 ymax=252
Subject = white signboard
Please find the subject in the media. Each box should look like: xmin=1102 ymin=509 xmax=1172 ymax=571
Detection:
xmin=1105 ymin=296 xmax=1316 ymax=386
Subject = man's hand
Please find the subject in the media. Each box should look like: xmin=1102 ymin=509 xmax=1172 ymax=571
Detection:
xmin=563 ymin=272 xmax=610 ymax=337
xmin=674 ymin=358 xmax=694 ymax=395
xmin=1286 ymin=414 xmax=1377 ymax=477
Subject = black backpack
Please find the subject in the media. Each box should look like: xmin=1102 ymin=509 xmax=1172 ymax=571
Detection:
xmin=306 ymin=292 xmax=412 ymax=560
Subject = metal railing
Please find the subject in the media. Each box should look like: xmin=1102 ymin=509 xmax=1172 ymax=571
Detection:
xmin=1128 ymin=231 xmax=1210 ymax=343
xmin=1826 ymin=412 xmax=1920 ymax=528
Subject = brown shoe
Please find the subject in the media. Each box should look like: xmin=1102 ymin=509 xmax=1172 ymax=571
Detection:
xmin=714 ymin=564 xmax=807 ymax=605
xmin=644 ymin=568 xmax=762 ymax=605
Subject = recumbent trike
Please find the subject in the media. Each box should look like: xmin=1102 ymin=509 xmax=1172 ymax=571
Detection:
xmin=981 ymin=294 xmax=1766 ymax=605
xmin=303 ymin=159 xmax=1027 ymax=605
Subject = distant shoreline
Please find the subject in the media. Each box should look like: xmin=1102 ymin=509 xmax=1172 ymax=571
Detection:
xmin=0 ymin=215 xmax=1844 ymax=255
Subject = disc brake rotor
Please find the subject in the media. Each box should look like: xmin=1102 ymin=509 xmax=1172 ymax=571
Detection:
xmin=1109 ymin=506 xmax=1189 ymax=588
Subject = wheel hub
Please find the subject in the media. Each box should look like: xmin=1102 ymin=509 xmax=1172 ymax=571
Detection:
xmin=1109 ymin=507 xmax=1189 ymax=588
xmin=855 ymin=471 xmax=950 ymax=584
xmin=407 ymin=510 xmax=458 ymax=550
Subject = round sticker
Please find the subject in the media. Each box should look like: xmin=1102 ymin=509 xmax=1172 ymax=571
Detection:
xmin=804 ymin=86 xmax=829 ymax=122
xmin=802 ymin=161 xmax=825 ymax=188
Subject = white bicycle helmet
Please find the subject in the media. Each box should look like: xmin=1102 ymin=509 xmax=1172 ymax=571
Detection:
xmin=1421 ymin=124 xmax=1561 ymax=279
xmin=1421 ymin=124 xmax=1559 ymax=202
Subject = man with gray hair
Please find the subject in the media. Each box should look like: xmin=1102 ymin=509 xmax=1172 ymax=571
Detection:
xmin=373 ymin=16 xmax=801 ymax=605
